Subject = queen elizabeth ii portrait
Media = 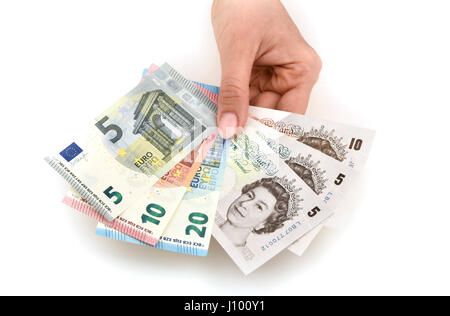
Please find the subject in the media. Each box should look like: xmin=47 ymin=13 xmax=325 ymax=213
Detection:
xmin=219 ymin=176 xmax=298 ymax=248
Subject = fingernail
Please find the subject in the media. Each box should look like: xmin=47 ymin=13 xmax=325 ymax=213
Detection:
xmin=218 ymin=112 xmax=238 ymax=139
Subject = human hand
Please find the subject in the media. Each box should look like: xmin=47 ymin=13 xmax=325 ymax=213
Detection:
xmin=211 ymin=0 xmax=322 ymax=138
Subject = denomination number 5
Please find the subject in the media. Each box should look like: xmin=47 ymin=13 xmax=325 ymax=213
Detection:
xmin=308 ymin=206 xmax=321 ymax=218
xmin=334 ymin=173 xmax=346 ymax=185
xmin=103 ymin=186 xmax=123 ymax=204
xmin=95 ymin=116 xmax=123 ymax=143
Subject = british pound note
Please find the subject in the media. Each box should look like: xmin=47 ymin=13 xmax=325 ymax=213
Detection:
xmin=250 ymin=119 xmax=358 ymax=256
xmin=249 ymin=106 xmax=375 ymax=172
xmin=248 ymin=106 xmax=375 ymax=256
xmin=252 ymin=119 xmax=354 ymax=209
xmin=46 ymin=63 xmax=217 ymax=221
xmin=213 ymin=118 xmax=333 ymax=274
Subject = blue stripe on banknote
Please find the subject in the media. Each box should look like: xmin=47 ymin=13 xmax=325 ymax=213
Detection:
xmin=95 ymin=224 xmax=208 ymax=256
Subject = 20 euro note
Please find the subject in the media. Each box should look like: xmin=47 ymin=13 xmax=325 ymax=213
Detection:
xmin=213 ymin=118 xmax=333 ymax=275
xmin=63 ymin=133 xmax=217 ymax=245
xmin=45 ymin=63 xmax=217 ymax=221
xmin=96 ymin=134 xmax=227 ymax=256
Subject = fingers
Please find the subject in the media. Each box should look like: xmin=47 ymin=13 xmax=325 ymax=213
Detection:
xmin=217 ymin=46 xmax=255 ymax=139
xmin=250 ymin=91 xmax=280 ymax=109
xmin=276 ymin=84 xmax=314 ymax=114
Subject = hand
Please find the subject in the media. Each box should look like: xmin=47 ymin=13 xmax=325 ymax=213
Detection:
xmin=212 ymin=0 xmax=322 ymax=138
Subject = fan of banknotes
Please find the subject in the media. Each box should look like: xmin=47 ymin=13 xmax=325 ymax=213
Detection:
xmin=45 ymin=63 xmax=374 ymax=275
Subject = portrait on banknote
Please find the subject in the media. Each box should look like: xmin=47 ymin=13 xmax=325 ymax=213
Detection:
xmin=216 ymin=176 xmax=295 ymax=248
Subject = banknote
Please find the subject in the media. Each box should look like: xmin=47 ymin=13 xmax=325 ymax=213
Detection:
xmin=46 ymin=63 xmax=217 ymax=221
xmin=63 ymin=132 xmax=217 ymax=245
xmin=91 ymin=69 xmax=225 ymax=254
xmin=248 ymin=106 xmax=375 ymax=173
xmin=250 ymin=119 xmax=357 ymax=256
xmin=143 ymin=64 xmax=220 ymax=102
xmin=252 ymin=119 xmax=354 ymax=209
xmin=213 ymin=118 xmax=333 ymax=274
xmin=247 ymin=106 xmax=375 ymax=256
xmin=97 ymin=134 xmax=227 ymax=256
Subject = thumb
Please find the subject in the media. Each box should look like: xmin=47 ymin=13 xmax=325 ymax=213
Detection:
xmin=217 ymin=48 xmax=254 ymax=139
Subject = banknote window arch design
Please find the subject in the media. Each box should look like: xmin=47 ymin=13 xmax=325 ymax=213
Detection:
xmin=219 ymin=176 xmax=302 ymax=248
xmin=133 ymin=90 xmax=196 ymax=161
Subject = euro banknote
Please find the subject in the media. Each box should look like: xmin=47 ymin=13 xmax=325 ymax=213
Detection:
xmin=46 ymin=63 xmax=217 ymax=221
xmin=63 ymin=132 xmax=217 ymax=245
xmin=213 ymin=118 xmax=333 ymax=274
xmin=97 ymin=134 xmax=227 ymax=256
xmin=62 ymin=65 xmax=218 ymax=244
xmin=91 ymin=68 xmax=225 ymax=254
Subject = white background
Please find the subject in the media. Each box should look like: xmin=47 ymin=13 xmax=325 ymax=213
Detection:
xmin=1 ymin=0 xmax=449 ymax=295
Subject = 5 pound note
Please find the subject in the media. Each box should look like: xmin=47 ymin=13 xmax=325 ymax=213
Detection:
xmin=213 ymin=118 xmax=333 ymax=274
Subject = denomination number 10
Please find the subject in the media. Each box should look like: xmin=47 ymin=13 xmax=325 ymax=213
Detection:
xmin=142 ymin=204 xmax=166 ymax=225
xmin=349 ymin=138 xmax=363 ymax=151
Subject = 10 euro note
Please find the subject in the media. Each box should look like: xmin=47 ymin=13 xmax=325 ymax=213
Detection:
xmin=63 ymin=133 xmax=217 ymax=245
xmin=45 ymin=63 xmax=218 ymax=221
xmin=213 ymin=118 xmax=333 ymax=274
xmin=96 ymin=134 xmax=227 ymax=256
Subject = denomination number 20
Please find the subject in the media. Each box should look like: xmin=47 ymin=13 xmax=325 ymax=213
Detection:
xmin=185 ymin=212 xmax=208 ymax=238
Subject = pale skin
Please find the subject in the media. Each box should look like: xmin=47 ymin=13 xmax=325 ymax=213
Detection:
xmin=212 ymin=0 xmax=322 ymax=138
xmin=221 ymin=186 xmax=277 ymax=247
